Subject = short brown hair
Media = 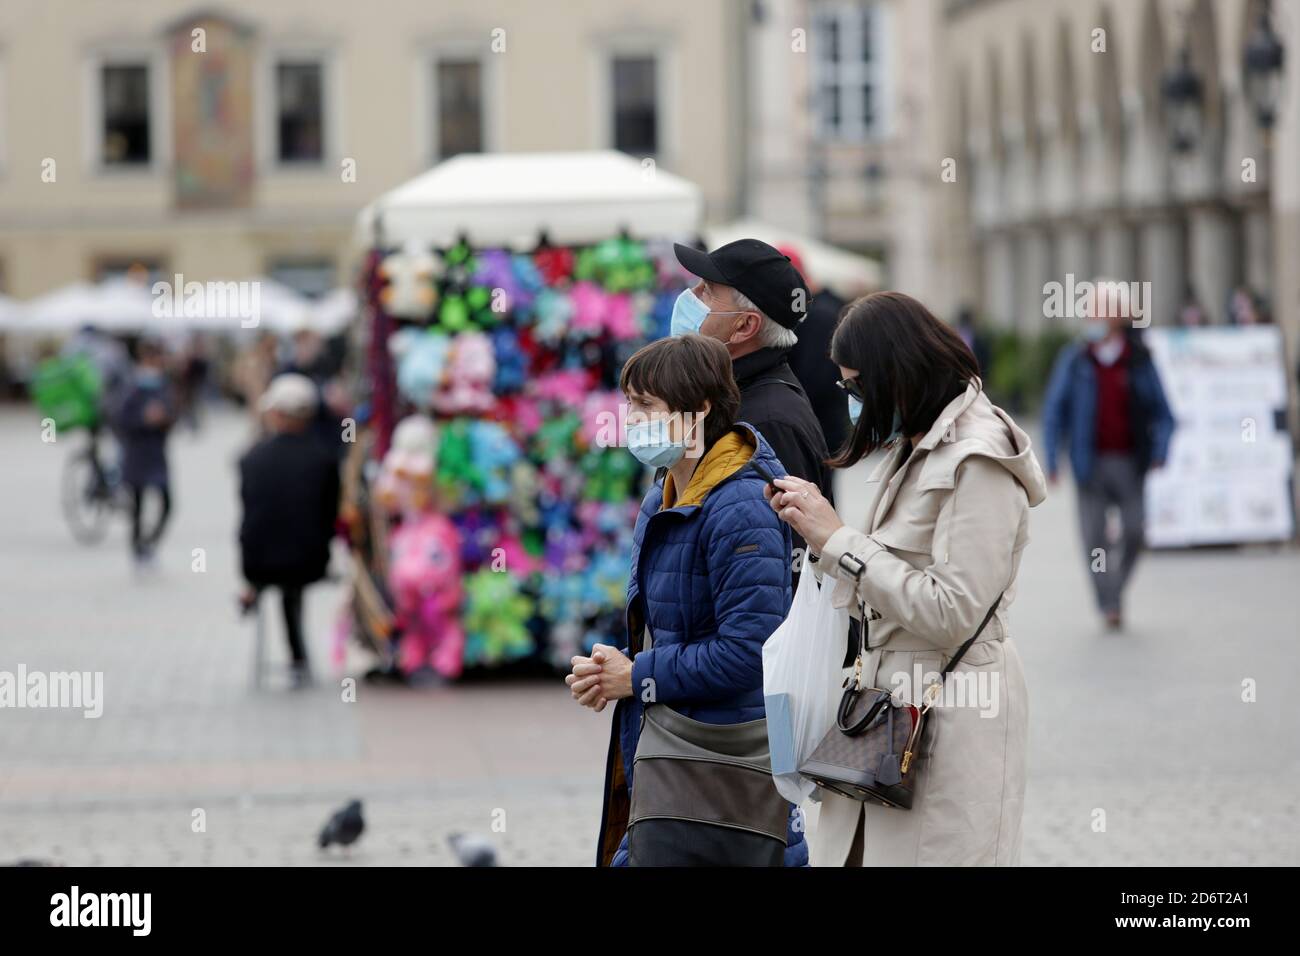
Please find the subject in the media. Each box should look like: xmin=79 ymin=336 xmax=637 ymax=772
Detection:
xmin=619 ymin=334 xmax=741 ymax=449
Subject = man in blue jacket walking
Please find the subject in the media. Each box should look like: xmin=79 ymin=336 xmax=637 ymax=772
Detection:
xmin=1042 ymin=283 xmax=1175 ymax=629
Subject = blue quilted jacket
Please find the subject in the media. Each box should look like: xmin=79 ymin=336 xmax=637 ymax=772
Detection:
xmin=595 ymin=423 xmax=808 ymax=866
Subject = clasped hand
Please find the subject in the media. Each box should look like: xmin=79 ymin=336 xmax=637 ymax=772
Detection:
xmin=566 ymin=643 xmax=633 ymax=712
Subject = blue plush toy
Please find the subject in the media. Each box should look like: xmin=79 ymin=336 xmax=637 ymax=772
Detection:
xmin=491 ymin=326 xmax=529 ymax=394
xmin=469 ymin=420 xmax=521 ymax=505
xmin=393 ymin=327 xmax=451 ymax=409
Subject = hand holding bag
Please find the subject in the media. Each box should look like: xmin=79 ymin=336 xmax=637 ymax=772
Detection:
xmin=761 ymin=553 xmax=849 ymax=804
xmin=798 ymin=594 xmax=1003 ymax=809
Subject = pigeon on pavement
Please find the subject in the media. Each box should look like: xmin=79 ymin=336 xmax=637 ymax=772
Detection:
xmin=319 ymin=799 xmax=365 ymax=852
xmin=448 ymin=831 xmax=497 ymax=867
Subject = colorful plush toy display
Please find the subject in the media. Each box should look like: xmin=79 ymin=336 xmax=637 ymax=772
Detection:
xmin=361 ymin=236 xmax=689 ymax=673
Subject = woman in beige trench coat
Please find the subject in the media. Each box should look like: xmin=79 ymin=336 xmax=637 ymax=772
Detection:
xmin=767 ymin=292 xmax=1046 ymax=866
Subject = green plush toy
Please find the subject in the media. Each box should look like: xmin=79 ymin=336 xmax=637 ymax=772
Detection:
xmin=532 ymin=413 xmax=581 ymax=463
xmin=435 ymin=419 xmax=479 ymax=506
xmin=581 ymin=447 xmax=641 ymax=502
xmin=438 ymin=294 xmax=474 ymax=333
xmin=463 ymin=570 xmax=535 ymax=665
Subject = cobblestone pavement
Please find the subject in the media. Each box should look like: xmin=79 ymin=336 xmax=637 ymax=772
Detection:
xmin=1 ymin=404 xmax=1296 ymax=865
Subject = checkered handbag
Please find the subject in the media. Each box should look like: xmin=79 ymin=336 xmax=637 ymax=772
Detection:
xmin=799 ymin=594 xmax=1003 ymax=809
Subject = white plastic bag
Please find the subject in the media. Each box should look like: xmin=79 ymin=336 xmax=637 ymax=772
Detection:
xmin=762 ymin=554 xmax=850 ymax=804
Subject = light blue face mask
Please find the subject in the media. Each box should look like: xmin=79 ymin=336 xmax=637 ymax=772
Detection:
xmin=848 ymin=395 xmax=903 ymax=442
xmin=669 ymin=288 xmax=711 ymax=337
xmin=626 ymin=416 xmax=700 ymax=469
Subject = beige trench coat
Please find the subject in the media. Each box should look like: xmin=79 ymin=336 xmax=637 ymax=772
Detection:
xmin=809 ymin=382 xmax=1046 ymax=866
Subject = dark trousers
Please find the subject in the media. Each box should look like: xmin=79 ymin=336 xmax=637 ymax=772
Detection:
xmin=129 ymin=483 xmax=171 ymax=558
xmin=1076 ymin=452 xmax=1145 ymax=613
xmin=275 ymin=585 xmax=308 ymax=666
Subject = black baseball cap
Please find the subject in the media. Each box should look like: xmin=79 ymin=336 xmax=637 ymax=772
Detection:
xmin=673 ymin=238 xmax=810 ymax=330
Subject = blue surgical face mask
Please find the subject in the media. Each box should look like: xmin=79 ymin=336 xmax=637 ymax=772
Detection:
xmin=1084 ymin=321 xmax=1108 ymax=343
xmin=850 ymin=396 xmax=903 ymax=442
xmin=670 ymin=288 xmax=711 ymax=337
xmin=626 ymin=415 xmax=699 ymax=469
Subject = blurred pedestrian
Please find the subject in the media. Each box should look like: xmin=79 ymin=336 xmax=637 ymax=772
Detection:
xmin=569 ymin=334 xmax=804 ymax=867
xmin=174 ymin=332 xmax=211 ymax=432
xmin=766 ymin=291 xmax=1044 ymax=867
xmin=955 ymin=306 xmax=992 ymax=378
xmin=281 ymin=327 xmax=347 ymax=458
xmin=781 ymin=245 xmax=853 ymax=458
xmin=232 ymin=331 xmax=280 ymax=431
xmin=238 ymin=373 xmax=342 ymax=688
xmin=1042 ymin=278 xmax=1175 ymax=629
xmin=61 ymin=324 xmax=132 ymax=472
xmin=670 ymin=238 xmax=832 ymax=573
xmin=114 ymin=338 xmax=176 ymax=569
xmin=1177 ymin=286 xmax=1207 ymax=327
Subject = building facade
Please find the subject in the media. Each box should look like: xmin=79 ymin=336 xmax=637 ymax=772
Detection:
xmin=746 ymin=0 xmax=1297 ymax=401
xmin=0 ymin=0 xmax=745 ymax=299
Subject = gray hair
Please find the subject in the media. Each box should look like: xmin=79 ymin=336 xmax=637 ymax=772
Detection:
xmin=733 ymin=290 xmax=799 ymax=350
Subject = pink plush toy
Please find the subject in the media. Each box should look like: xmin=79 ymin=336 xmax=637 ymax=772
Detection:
xmin=580 ymin=389 xmax=625 ymax=448
xmin=534 ymin=369 xmax=593 ymax=408
xmin=569 ymin=281 xmax=608 ymax=338
xmin=388 ymin=512 xmax=465 ymax=679
xmin=604 ymin=292 xmax=641 ymax=341
xmin=434 ymin=331 xmax=497 ymax=415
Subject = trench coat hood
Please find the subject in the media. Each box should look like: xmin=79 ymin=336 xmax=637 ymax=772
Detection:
xmin=894 ymin=378 xmax=1047 ymax=509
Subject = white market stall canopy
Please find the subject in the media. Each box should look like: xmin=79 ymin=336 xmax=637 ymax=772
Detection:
xmin=1 ymin=279 xmax=355 ymax=336
xmin=356 ymin=150 xmax=703 ymax=249
xmin=705 ymin=218 xmax=883 ymax=299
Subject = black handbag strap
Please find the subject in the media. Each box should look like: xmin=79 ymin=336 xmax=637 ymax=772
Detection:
xmin=939 ymin=593 xmax=1004 ymax=677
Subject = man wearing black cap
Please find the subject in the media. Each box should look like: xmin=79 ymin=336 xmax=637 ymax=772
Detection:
xmin=671 ymin=239 xmax=833 ymax=557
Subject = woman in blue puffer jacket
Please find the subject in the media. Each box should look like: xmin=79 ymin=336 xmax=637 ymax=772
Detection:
xmin=565 ymin=334 xmax=807 ymax=866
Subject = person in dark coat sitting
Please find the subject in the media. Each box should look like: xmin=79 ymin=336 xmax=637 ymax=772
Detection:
xmin=565 ymin=334 xmax=806 ymax=867
xmin=238 ymin=374 xmax=341 ymax=687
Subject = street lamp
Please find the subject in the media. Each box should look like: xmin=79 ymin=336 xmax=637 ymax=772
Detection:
xmin=1243 ymin=4 xmax=1286 ymax=130
xmin=1163 ymin=45 xmax=1204 ymax=153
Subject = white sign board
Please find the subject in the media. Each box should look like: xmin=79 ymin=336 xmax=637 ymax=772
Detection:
xmin=1144 ymin=326 xmax=1294 ymax=547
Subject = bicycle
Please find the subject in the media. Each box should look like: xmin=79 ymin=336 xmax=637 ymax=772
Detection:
xmin=61 ymin=429 xmax=129 ymax=545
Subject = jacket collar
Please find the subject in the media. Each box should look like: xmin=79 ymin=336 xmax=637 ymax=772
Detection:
xmin=662 ymin=426 xmax=757 ymax=510
xmin=731 ymin=347 xmax=793 ymax=387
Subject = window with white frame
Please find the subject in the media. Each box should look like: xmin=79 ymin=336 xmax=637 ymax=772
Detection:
xmin=814 ymin=2 xmax=888 ymax=141
xmin=611 ymin=54 xmax=659 ymax=156
xmin=275 ymin=60 xmax=325 ymax=163
xmin=433 ymin=57 xmax=484 ymax=159
xmin=100 ymin=62 xmax=152 ymax=166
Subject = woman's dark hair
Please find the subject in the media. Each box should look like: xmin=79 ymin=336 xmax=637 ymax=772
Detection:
xmin=619 ymin=333 xmax=740 ymax=449
xmin=828 ymin=291 xmax=980 ymax=468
